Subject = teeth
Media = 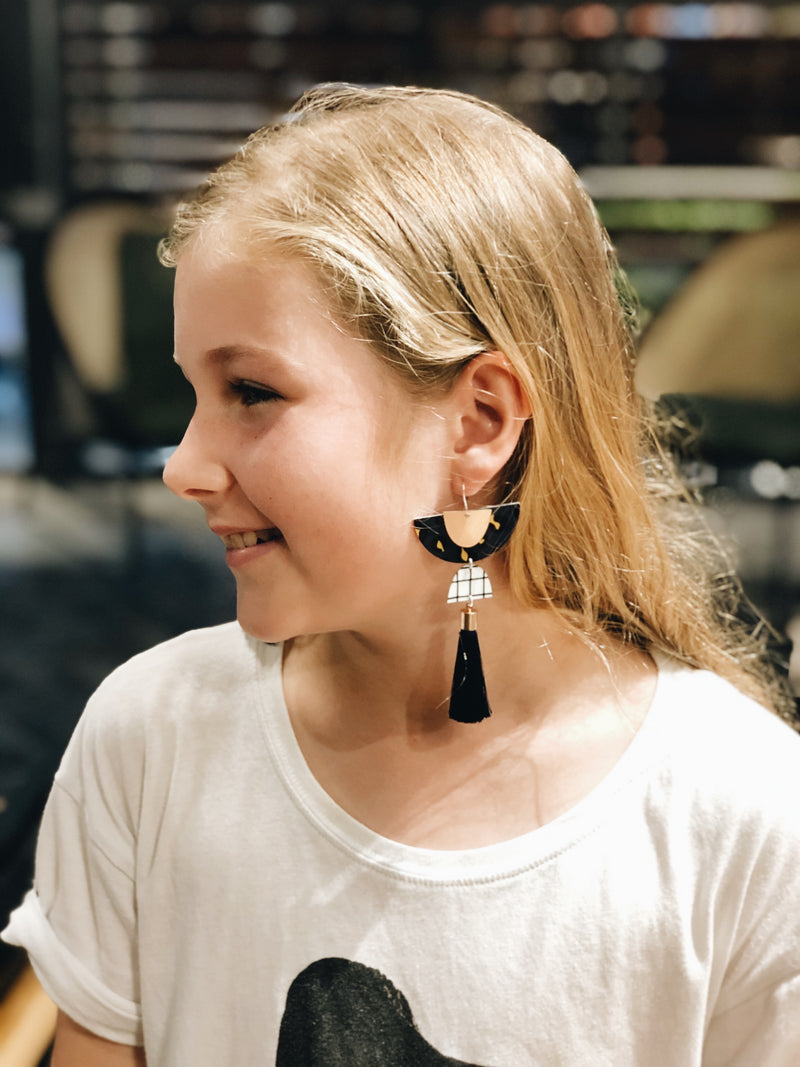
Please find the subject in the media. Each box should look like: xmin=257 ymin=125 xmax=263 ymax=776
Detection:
xmin=222 ymin=529 xmax=276 ymax=549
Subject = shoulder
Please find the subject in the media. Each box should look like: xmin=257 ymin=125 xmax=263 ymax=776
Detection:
xmin=652 ymin=664 xmax=800 ymax=1019
xmin=647 ymin=655 xmax=800 ymax=860
xmin=55 ymin=623 xmax=281 ymax=803
xmin=87 ymin=621 xmax=277 ymax=722
xmin=99 ymin=620 xmax=265 ymax=686
xmin=654 ymin=655 xmax=800 ymax=775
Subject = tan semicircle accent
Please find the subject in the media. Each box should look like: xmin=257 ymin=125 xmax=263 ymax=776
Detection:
xmin=443 ymin=508 xmax=492 ymax=547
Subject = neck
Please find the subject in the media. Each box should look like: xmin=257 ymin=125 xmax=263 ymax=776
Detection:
xmin=281 ymin=585 xmax=624 ymax=744
xmin=279 ymin=590 xmax=657 ymax=849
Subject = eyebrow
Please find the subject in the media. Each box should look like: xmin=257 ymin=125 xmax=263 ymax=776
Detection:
xmin=172 ymin=344 xmax=275 ymax=368
xmin=208 ymin=344 xmax=275 ymax=364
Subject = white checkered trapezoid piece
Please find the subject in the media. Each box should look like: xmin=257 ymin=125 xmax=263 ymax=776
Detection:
xmin=447 ymin=565 xmax=492 ymax=603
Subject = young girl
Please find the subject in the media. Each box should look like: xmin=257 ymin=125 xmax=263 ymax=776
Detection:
xmin=5 ymin=84 xmax=800 ymax=1066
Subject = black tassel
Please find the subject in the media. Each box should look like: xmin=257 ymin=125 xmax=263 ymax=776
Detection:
xmin=449 ymin=608 xmax=491 ymax=723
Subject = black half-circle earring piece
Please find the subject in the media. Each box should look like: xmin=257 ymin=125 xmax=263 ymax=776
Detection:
xmin=413 ymin=500 xmax=520 ymax=723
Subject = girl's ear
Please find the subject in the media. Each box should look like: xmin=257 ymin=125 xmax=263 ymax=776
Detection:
xmin=447 ymin=351 xmax=532 ymax=498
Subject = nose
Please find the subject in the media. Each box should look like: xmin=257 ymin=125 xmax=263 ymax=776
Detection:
xmin=163 ymin=414 xmax=233 ymax=502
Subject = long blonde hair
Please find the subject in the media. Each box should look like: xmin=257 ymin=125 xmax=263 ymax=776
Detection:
xmin=160 ymin=83 xmax=794 ymax=720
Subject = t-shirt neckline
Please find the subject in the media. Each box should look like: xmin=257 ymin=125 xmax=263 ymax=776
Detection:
xmin=251 ymin=638 xmax=679 ymax=885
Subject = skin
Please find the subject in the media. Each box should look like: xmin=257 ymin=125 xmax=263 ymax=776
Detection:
xmin=61 ymin=246 xmax=657 ymax=1062
xmin=162 ymin=247 xmax=656 ymax=846
xmin=51 ymin=1012 xmax=145 ymax=1065
xmin=165 ymin=249 xmax=454 ymax=647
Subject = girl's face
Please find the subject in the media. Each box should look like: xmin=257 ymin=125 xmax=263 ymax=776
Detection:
xmin=164 ymin=247 xmax=453 ymax=643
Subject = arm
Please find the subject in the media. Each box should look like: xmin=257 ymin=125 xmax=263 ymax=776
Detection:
xmin=51 ymin=1012 xmax=146 ymax=1067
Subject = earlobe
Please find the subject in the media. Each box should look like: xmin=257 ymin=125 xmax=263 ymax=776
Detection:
xmin=450 ymin=351 xmax=531 ymax=496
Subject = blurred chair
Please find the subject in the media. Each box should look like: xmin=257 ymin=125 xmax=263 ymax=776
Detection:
xmin=636 ymin=221 xmax=800 ymax=406
xmin=635 ymin=221 xmax=800 ymax=632
xmin=44 ymin=199 xmax=192 ymax=478
xmin=0 ymin=964 xmax=56 ymax=1067
xmin=636 ymin=220 xmax=800 ymax=466
xmin=636 ymin=220 xmax=800 ymax=469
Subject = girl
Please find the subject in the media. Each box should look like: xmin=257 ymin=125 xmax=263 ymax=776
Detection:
xmin=4 ymin=84 xmax=800 ymax=1066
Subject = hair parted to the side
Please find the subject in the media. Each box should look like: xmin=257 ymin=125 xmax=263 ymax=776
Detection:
xmin=160 ymin=82 xmax=794 ymax=721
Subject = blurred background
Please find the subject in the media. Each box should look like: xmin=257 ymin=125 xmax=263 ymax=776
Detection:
xmin=0 ymin=0 xmax=799 ymax=1055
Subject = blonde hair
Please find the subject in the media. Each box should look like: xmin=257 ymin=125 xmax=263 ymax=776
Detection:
xmin=160 ymin=83 xmax=794 ymax=720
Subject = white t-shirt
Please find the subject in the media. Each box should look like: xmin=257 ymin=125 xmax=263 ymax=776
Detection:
xmin=4 ymin=622 xmax=800 ymax=1066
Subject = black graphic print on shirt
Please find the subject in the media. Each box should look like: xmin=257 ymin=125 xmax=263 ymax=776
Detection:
xmin=276 ymin=957 xmax=489 ymax=1066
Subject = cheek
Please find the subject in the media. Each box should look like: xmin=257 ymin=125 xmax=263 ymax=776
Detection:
xmin=238 ymin=399 xmax=446 ymax=539
xmin=234 ymin=425 xmax=378 ymax=540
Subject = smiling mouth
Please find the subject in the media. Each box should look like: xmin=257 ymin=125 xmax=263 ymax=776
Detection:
xmin=222 ymin=528 xmax=283 ymax=550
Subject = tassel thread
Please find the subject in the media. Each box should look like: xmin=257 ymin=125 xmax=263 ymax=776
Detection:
xmin=449 ymin=606 xmax=491 ymax=723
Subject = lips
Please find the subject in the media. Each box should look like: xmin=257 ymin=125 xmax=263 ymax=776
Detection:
xmin=221 ymin=528 xmax=282 ymax=550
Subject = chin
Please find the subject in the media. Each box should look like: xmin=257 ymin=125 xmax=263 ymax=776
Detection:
xmin=233 ymin=587 xmax=367 ymax=645
xmin=237 ymin=620 xmax=297 ymax=646
xmin=234 ymin=598 xmax=337 ymax=646
xmin=235 ymin=604 xmax=296 ymax=645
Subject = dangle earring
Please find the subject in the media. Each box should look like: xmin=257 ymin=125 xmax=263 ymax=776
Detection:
xmin=413 ymin=490 xmax=520 ymax=723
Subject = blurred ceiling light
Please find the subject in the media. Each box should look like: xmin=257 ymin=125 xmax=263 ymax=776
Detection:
xmin=249 ymin=3 xmax=296 ymax=36
xmin=750 ymin=461 xmax=790 ymax=499
xmin=710 ymin=3 xmax=769 ymax=37
xmin=547 ymin=69 xmax=584 ymax=104
xmin=746 ymin=136 xmax=800 ymax=170
xmin=584 ymin=71 xmax=609 ymax=103
xmin=785 ymin=467 xmax=800 ymax=500
xmin=626 ymin=4 xmax=674 ymax=37
xmin=562 ymin=4 xmax=619 ymax=39
xmin=113 ymin=161 xmax=156 ymax=192
xmin=103 ymin=37 xmax=153 ymax=67
xmin=625 ymin=1 xmax=800 ymax=37
xmin=481 ymin=4 xmax=516 ymax=37
xmin=102 ymin=4 xmax=168 ymax=35
xmin=625 ymin=38 xmax=667 ymax=70
xmin=671 ymin=3 xmax=714 ymax=38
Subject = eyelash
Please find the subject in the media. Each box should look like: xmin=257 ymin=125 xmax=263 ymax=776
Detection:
xmin=229 ymin=380 xmax=282 ymax=407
